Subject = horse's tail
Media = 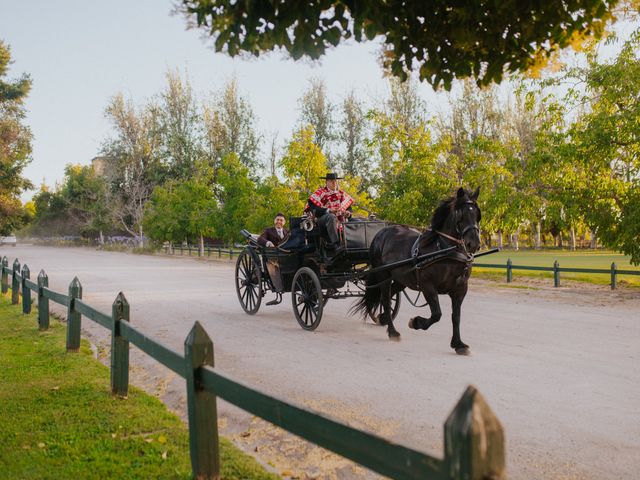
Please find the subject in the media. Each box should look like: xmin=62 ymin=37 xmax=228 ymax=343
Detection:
xmin=350 ymin=272 xmax=385 ymax=319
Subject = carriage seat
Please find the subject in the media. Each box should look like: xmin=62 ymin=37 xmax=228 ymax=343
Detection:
xmin=343 ymin=220 xmax=388 ymax=250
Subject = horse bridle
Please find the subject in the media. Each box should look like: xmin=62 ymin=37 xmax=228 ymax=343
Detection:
xmin=437 ymin=200 xmax=480 ymax=247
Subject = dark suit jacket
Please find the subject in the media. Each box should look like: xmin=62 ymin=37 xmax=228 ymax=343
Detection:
xmin=258 ymin=227 xmax=289 ymax=247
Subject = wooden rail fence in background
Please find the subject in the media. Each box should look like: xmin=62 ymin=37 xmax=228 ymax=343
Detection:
xmin=0 ymin=254 xmax=506 ymax=480
xmin=474 ymin=258 xmax=640 ymax=289
xmin=164 ymin=244 xmax=243 ymax=259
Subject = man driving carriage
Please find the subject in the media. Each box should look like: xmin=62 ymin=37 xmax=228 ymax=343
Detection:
xmin=305 ymin=172 xmax=354 ymax=252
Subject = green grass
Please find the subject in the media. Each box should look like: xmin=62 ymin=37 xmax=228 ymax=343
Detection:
xmin=0 ymin=295 xmax=280 ymax=480
xmin=473 ymin=249 xmax=640 ymax=287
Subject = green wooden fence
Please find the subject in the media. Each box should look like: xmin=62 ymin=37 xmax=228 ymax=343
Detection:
xmin=164 ymin=244 xmax=243 ymax=259
xmin=0 ymin=254 xmax=506 ymax=480
xmin=474 ymin=258 xmax=640 ymax=289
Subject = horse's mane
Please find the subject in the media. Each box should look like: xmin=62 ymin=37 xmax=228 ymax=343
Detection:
xmin=419 ymin=190 xmax=475 ymax=248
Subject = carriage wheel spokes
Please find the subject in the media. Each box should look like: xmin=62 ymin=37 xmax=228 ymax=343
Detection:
xmin=292 ymin=267 xmax=323 ymax=331
xmin=368 ymin=291 xmax=401 ymax=325
xmin=235 ymin=250 xmax=263 ymax=315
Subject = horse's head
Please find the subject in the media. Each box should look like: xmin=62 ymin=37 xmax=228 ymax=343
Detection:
xmin=453 ymin=187 xmax=481 ymax=253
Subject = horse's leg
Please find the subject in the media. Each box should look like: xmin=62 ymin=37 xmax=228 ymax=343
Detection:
xmin=449 ymin=288 xmax=470 ymax=355
xmin=380 ymin=281 xmax=401 ymax=340
xmin=408 ymin=286 xmax=442 ymax=331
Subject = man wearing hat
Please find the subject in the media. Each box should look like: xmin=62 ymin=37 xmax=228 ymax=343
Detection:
xmin=305 ymin=172 xmax=354 ymax=251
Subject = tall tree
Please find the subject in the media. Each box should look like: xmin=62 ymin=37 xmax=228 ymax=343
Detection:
xmin=202 ymin=78 xmax=260 ymax=176
xmin=0 ymin=41 xmax=33 ymax=235
xmin=101 ymin=93 xmax=164 ymax=246
xmin=298 ymin=78 xmax=334 ymax=164
xmin=559 ymin=33 xmax=640 ymax=262
xmin=369 ymin=110 xmax=455 ymax=225
xmin=179 ymin=0 xmax=616 ymax=88
xmin=159 ymin=69 xmax=201 ymax=180
xmin=280 ymin=125 xmax=328 ymax=199
xmin=216 ymin=153 xmax=255 ymax=243
xmin=336 ymin=90 xmax=369 ymax=181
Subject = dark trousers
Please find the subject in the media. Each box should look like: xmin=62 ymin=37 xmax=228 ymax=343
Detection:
xmin=318 ymin=213 xmax=340 ymax=244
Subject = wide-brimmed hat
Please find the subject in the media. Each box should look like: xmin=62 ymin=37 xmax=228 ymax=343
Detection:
xmin=320 ymin=172 xmax=343 ymax=180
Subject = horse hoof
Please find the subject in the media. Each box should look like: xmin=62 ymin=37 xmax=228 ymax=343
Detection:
xmin=455 ymin=347 xmax=471 ymax=356
xmin=408 ymin=318 xmax=416 ymax=329
xmin=388 ymin=332 xmax=401 ymax=341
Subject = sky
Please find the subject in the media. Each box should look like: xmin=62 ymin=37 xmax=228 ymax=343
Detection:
xmin=1 ymin=2 xmax=636 ymax=202
xmin=1 ymin=0 xmax=446 ymax=201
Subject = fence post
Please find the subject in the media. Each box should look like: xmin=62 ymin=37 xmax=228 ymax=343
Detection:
xmin=553 ymin=260 xmax=560 ymax=288
xmin=184 ymin=321 xmax=220 ymax=480
xmin=38 ymin=270 xmax=49 ymax=330
xmin=1 ymin=256 xmax=8 ymax=294
xmin=111 ymin=292 xmax=130 ymax=397
xmin=66 ymin=277 xmax=83 ymax=352
xmin=218 ymin=247 xmax=221 ymax=259
xmin=21 ymin=264 xmax=31 ymax=314
xmin=506 ymin=258 xmax=512 ymax=283
xmin=611 ymin=262 xmax=617 ymax=290
xmin=11 ymin=259 xmax=20 ymax=304
xmin=229 ymin=249 xmax=234 ymax=261
xmin=444 ymin=386 xmax=505 ymax=480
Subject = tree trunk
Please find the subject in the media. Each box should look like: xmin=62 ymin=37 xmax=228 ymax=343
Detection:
xmin=511 ymin=230 xmax=519 ymax=251
xmin=199 ymin=234 xmax=204 ymax=257
xmin=590 ymin=228 xmax=598 ymax=249
xmin=169 ymin=241 xmax=173 ymax=255
xmin=138 ymin=225 xmax=144 ymax=248
xmin=497 ymin=230 xmax=503 ymax=249
xmin=99 ymin=230 xmax=104 ymax=245
xmin=557 ymin=232 xmax=563 ymax=248
xmin=570 ymin=227 xmax=576 ymax=251
xmin=534 ymin=223 xmax=541 ymax=250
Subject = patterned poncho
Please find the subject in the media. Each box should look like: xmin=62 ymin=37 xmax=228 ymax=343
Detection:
xmin=306 ymin=186 xmax=354 ymax=223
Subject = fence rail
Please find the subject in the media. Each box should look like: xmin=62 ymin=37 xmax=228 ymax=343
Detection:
xmin=474 ymin=258 xmax=640 ymax=289
xmin=0 ymin=253 xmax=505 ymax=480
xmin=164 ymin=244 xmax=243 ymax=259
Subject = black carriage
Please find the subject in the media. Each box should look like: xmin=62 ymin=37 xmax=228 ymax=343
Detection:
xmin=235 ymin=217 xmax=403 ymax=330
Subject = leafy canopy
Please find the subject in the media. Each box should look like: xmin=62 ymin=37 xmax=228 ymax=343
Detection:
xmin=180 ymin=0 xmax=617 ymax=89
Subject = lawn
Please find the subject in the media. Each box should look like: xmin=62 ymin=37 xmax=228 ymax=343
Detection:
xmin=0 ymin=295 xmax=280 ymax=480
xmin=473 ymin=249 xmax=640 ymax=287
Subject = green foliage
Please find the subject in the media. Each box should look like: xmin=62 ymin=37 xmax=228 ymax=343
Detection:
xmin=369 ymin=110 xmax=454 ymax=225
xmin=0 ymin=297 xmax=280 ymax=480
xmin=216 ymin=153 xmax=256 ymax=243
xmin=202 ymin=78 xmax=260 ymax=175
xmin=179 ymin=0 xmax=617 ymax=89
xmin=247 ymin=176 xmax=305 ymax=232
xmin=144 ymin=163 xmax=218 ymax=244
xmin=541 ymin=32 xmax=640 ymax=262
xmin=30 ymin=165 xmax=109 ymax=237
xmin=159 ymin=69 xmax=202 ymax=180
xmin=0 ymin=41 xmax=33 ymax=235
xmin=280 ymin=126 xmax=328 ymax=199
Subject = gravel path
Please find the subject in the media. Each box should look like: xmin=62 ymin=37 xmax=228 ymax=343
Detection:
xmin=4 ymin=245 xmax=639 ymax=479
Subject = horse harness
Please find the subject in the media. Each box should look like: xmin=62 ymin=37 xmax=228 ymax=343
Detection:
xmin=410 ymin=202 xmax=480 ymax=288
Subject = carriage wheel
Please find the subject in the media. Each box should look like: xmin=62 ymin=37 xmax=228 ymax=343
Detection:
xmin=292 ymin=267 xmax=324 ymax=331
xmin=368 ymin=291 xmax=401 ymax=325
xmin=235 ymin=250 xmax=263 ymax=315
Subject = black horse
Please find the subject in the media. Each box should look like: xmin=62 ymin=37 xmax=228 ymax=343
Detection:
xmin=352 ymin=187 xmax=481 ymax=354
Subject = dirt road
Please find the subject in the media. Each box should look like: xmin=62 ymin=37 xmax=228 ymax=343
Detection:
xmin=4 ymin=245 xmax=639 ymax=479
